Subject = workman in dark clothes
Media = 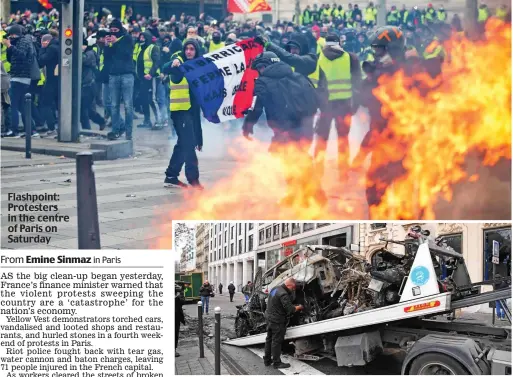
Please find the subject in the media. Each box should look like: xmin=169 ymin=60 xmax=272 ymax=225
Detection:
xmin=263 ymin=277 xmax=303 ymax=369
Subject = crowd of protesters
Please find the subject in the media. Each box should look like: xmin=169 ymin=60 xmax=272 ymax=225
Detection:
xmin=0 ymin=2 xmax=509 ymax=192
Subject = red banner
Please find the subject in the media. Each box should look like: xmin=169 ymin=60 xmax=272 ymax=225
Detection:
xmin=227 ymin=0 xmax=271 ymax=13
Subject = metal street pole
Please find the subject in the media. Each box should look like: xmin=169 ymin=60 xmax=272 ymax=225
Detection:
xmin=214 ymin=307 xmax=221 ymax=375
xmin=377 ymin=0 xmax=387 ymax=27
xmin=76 ymin=152 xmax=101 ymax=249
xmin=198 ymin=301 xmax=205 ymax=358
xmin=59 ymin=0 xmax=84 ymax=142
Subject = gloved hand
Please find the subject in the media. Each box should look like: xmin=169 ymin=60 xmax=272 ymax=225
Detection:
xmin=254 ymin=34 xmax=268 ymax=47
xmin=242 ymin=122 xmax=254 ymax=140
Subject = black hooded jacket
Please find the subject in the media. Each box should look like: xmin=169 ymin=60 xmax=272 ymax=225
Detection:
xmin=244 ymin=61 xmax=315 ymax=130
xmin=103 ymin=21 xmax=134 ymax=75
xmin=6 ymin=34 xmax=33 ymax=79
xmin=38 ymin=37 xmax=59 ymax=85
xmin=136 ymin=31 xmax=160 ymax=78
xmin=265 ymin=32 xmax=317 ymax=77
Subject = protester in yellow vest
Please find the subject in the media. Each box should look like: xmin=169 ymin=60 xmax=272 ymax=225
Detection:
xmin=207 ymin=31 xmax=224 ymax=52
xmin=315 ymin=33 xmax=361 ymax=179
xmin=495 ymin=5 xmax=508 ymax=21
xmin=437 ymin=6 xmax=447 ymax=22
xmin=302 ymin=6 xmax=313 ymax=25
xmin=131 ymin=26 xmax=141 ymax=62
xmin=161 ymin=39 xmax=203 ymax=189
xmin=425 ymin=3 xmax=437 ymax=23
xmin=135 ymin=31 xmax=164 ymax=129
xmin=0 ymin=30 xmax=10 ymax=73
xmin=478 ymin=4 xmax=490 ymax=23
xmin=364 ymin=2 xmax=378 ymax=26
xmin=387 ymin=6 xmax=400 ymax=26
xmin=495 ymin=4 xmax=508 ymax=21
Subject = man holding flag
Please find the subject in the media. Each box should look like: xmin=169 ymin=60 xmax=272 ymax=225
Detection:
xmin=162 ymin=39 xmax=204 ymax=190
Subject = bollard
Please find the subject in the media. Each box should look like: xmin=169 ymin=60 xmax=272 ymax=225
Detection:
xmin=198 ymin=301 xmax=205 ymax=358
xmin=214 ymin=307 xmax=221 ymax=375
xmin=76 ymin=152 xmax=101 ymax=249
xmin=24 ymin=93 xmax=32 ymax=159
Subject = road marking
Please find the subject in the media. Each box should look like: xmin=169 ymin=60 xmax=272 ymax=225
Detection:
xmin=247 ymin=347 xmax=326 ymax=375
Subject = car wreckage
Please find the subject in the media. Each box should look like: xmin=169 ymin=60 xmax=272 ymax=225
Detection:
xmin=234 ymin=226 xmax=485 ymax=338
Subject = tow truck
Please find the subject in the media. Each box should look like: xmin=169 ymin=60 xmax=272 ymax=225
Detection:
xmin=224 ymin=228 xmax=512 ymax=375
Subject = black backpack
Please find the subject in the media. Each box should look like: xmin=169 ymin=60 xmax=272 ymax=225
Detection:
xmin=276 ymin=72 xmax=319 ymax=124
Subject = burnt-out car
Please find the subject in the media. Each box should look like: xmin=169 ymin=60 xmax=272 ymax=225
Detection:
xmin=235 ymin=245 xmax=372 ymax=337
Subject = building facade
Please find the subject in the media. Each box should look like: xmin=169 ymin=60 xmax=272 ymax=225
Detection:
xmin=208 ymin=223 xmax=259 ymax=292
xmin=195 ymin=224 xmax=210 ymax=279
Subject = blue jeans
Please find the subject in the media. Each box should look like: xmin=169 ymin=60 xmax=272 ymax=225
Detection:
xmin=109 ymin=74 xmax=134 ymax=137
xmin=9 ymin=81 xmax=30 ymax=134
xmin=496 ymin=301 xmax=505 ymax=319
xmin=201 ymin=296 xmax=210 ymax=314
xmin=156 ymin=79 xmax=169 ymax=124
xmin=103 ymin=83 xmax=111 ymax=118
xmin=244 ymin=294 xmax=250 ymax=302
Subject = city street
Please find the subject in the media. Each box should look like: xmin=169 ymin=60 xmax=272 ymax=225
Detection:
xmin=177 ymin=292 xmax=404 ymax=375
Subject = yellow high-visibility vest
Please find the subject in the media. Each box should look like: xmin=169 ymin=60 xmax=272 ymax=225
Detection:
xmin=478 ymin=7 xmax=489 ymax=22
xmin=99 ymin=52 xmax=104 ymax=71
xmin=0 ymin=31 xmax=10 ymax=73
xmin=423 ymin=38 xmax=445 ymax=60
xmin=425 ymin=8 xmax=436 ymax=22
xmin=133 ymin=42 xmax=141 ymax=61
xmin=318 ymin=51 xmax=352 ymax=100
xmin=322 ymin=9 xmax=331 ymax=19
xmin=209 ymin=41 xmax=225 ymax=52
xmin=496 ymin=8 xmax=507 ymax=20
xmin=365 ymin=7 xmax=377 ymax=22
xmin=292 ymin=62 xmax=320 ymax=88
xmin=316 ymin=37 xmax=326 ymax=54
xmin=37 ymin=69 xmax=46 ymax=86
xmin=437 ymin=10 xmax=447 ymax=21
xmin=170 ymin=55 xmax=191 ymax=112
xmin=136 ymin=44 xmax=160 ymax=75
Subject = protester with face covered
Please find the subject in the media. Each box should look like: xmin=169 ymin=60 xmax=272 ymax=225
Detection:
xmin=104 ymin=18 xmax=134 ymax=140
xmin=38 ymin=33 xmax=59 ymax=136
xmin=2 ymin=24 xmax=33 ymax=137
xmin=207 ymin=31 xmax=224 ymax=52
xmin=135 ymin=31 xmax=163 ymax=129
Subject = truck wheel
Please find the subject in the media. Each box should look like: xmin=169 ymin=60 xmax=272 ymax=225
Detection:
xmin=409 ymin=353 xmax=469 ymax=375
xmin=235 ymin=317 xmax=249 ymax=338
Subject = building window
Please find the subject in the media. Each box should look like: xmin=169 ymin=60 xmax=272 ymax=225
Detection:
xmin=259 ymin=230 xmax=265 ymax=246
xmin=273 ymin=224 xmax=280 ymax=240
xmin=303 ymin=223 xmax=315 ymax=232
xmin=249 ymin=235 xmax=254 ymax=251
xmin=371 ymin=223 xmax=387 ymax=230
xmin=225 ymin=230 xmax=227 ymax=241
xmin=239 ymin=239 xmax=243 ymax=254
xmin=484 ymin=227 xmax=511 ymax=280
xmin=292 ymin=223 xmax=301 ymax=235
xmin=266 ymin=227 xmax=272 ymax=243
xmin=317 ymin=223 xmax=330 ymax=228
xmin=224 ymin=246 xmax=227 ymax=259
xmin=249 ymin=223 xmax=254 ymax=230
xmin=239 ymin=224 xmax=242 ymax=236
xmin=282 ymin=223 xmax=289 ymax=238
xmin=231 ymin=243 xmax=234 ymax=256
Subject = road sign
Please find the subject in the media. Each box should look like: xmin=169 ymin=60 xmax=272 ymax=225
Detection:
xmin=492 ymin=240 xmax=500 ymax=265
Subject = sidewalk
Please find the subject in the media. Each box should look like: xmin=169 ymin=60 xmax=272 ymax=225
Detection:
xmin=176 ymin=338 xmax=230 ymax=375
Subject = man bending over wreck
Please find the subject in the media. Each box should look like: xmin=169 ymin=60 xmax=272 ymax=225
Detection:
xmin=263 ymin=277 xmax=303 ymax=369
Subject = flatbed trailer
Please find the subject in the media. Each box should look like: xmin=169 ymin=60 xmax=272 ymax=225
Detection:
xmin=224 ymin=241 xmax=512 ymax=375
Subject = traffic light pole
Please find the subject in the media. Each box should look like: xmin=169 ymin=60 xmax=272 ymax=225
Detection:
xmin=59 ymin=0 xmax=84 ymax=142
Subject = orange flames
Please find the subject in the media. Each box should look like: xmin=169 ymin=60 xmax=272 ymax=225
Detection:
xmin=153 ymin=20 xmax=511 ymax=247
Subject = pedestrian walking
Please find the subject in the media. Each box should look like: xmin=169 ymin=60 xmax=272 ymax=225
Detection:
xmin=175 ymin=286 xmax=185 ymax=357
xmin=228 ymin=281 xmax=236 ymax=302
xmin=199 ymin=280 xmax=213 ymax=314
xmin=263 ymin=277 xmax=303 ymax=369
xmin=218 ymin=282 xmax=223 ymax=295
xmin=242 ymin=281 xmax=253 ymax=303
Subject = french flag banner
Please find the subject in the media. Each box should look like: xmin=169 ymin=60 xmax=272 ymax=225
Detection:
xmin=178 ymin=38 xmax=263 ymax=123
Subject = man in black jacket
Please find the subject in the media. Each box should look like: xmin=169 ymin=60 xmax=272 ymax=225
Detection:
xmin=135 ymin=31 xmax=162 ymax=129
xmin=161 ymin=38 xmax=203 ymax=189
xmin=243 ymin=51 xmax=326 ymax=206
xmin=199 ymin=280 xmax=213 ymax=314
xmin=264 ymin=278 xmax=303 ymax=369
xmin=228 ymin=281 xmax=236 ymax=302
xmin=2 ymin=24 xmax=32 ymax=137
xmin=104 ymin=19 xmax=135 ymax=140
xmin=38 ymin=33 xmax=59 ymax=135
xmin=175 ymin=286 xmax=186 ymax=357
